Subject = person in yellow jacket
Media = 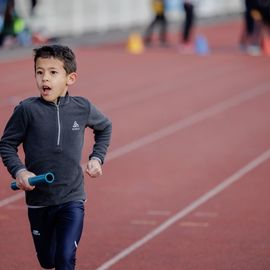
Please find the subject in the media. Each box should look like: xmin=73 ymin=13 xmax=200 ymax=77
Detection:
xmin=144 ymin=0 xmax=168 ymax=46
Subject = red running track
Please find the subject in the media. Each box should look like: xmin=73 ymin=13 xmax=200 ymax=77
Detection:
xmin=0 ymin=17 xmax=270 ymax=270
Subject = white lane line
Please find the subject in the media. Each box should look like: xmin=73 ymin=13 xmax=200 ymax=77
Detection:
xmin=105 ymin=82 xmax=270 ymax=162
xmin=96 ymin=148 xmax=270 ymax=270
xmin=0 ymin=193 xmax=24 ymax=208
xmin=1 ymin=82 xmax=270 ymax=208
xmin=98 ymin=59 xmax=244 ymax=112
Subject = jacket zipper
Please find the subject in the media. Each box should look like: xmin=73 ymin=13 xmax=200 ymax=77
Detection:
xmin=56 ymin=104 xmax=61 ymax=146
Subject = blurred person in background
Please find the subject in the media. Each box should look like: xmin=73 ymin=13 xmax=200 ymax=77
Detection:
xmin=144 ymin=0 xmax=168 ymax=46
xmin=179 ymin=0 xmax=198 ymax=52
xmin=0 ymin=0 xmax=49 ymax=48
xmin=30 ymin=0 xmax=38 ymax=15
xmin=257 ymin=0 xmax=270 ymax=56
xmin=240 ymin=0 xmax=260 ymax=54
xmin=0 ymin=0 xmax=7 ymax=30
xmin=240 ymin=0 xmax=270 ymax=55
xmin=0 ymin=0 xmax=33 ymax=47
xmin=29 ymin=0 xmax=52 ymax=45
xmin=0 ymin=0 xmax=16 ymax=46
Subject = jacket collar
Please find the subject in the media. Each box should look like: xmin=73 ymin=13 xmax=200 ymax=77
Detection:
xmin=40 ymin=92 xmax=70 ymax=106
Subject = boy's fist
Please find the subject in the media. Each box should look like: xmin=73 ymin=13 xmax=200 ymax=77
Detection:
xmin=86 ymin=159 xmax=102 ymax=178
xmin=16 ymin=170 xmax=36 ymax=190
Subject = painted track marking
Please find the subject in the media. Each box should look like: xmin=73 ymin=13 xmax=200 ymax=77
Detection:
xmin=105 ymin=81 xmax=270 ymax=162
xmin=96 ymin=148 xmax=270 ymax=270
xmin=0 ymin=193 xmax=24 ymax=208
xmin=0 ymin=59 xmax=248 ymax=111
xmin=1 ymin=81 xmax=270 ymax=207
xmin=179 ymin=221 xmax=209 ymax=228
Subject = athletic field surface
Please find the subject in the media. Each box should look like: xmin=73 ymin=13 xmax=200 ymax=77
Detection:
xmin=0 ymin=16 xmax=270 ymax=270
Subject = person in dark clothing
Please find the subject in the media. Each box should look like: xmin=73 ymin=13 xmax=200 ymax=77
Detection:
xmin=245 ymin=0 xmax=256 ymax=36
xmin=240 ymin=0 xmax=270 ymax=55
xmin=178 ymin=0 xmax=197 ymax=53
xmin=0 ymin=45 xmax=112 ymax=270
xmin=0 ymin=0 xmax=15 ymax=46
xmin=182 ymin=0 xmax=195 ymax=44
xmin=240 ymin=0 xmax=259 ymax=50
xmin=144 ymin=0 xmax=168 ymax=46
xmin=31 ymin=0 xmax=38 ymax=15
xmin=0 ymin=0 xmax=32 ymax=47
xmin=177 ymin=0 xmax=197 ymax=54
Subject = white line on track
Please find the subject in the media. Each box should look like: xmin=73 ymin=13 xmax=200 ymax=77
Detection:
xmin=105 ymin=81 xmax=270 ymax=161
xmin=96 ymin=148 xmax=270 ymax=270
xmin=0 ymin=193 xmax=24 ymax=208
xmin=1 ymin=81 xmax=270 ymax=208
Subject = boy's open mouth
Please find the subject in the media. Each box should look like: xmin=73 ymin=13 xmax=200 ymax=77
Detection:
xmin=42 ymin=86 xmax=51 ymax=93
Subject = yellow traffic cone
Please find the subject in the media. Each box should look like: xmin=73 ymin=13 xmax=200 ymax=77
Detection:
xmin=127 ymin=32 xmax=144 ymax=55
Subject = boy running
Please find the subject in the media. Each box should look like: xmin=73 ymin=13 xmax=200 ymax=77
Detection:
xmin=0 ymin=44 xmax=112 ymax=269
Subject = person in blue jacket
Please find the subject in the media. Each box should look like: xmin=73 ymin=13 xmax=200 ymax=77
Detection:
xmin=0 ymin=44 xmax=112 ymax=270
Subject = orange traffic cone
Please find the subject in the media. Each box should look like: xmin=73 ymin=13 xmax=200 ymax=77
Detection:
xmin=262 ymin=34 xmax=270 ymax=56
xmin=127 ymin=32 xmax=144 ymax=55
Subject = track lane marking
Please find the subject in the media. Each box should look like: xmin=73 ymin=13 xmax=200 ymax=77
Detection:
xmin=1 ymin=81 xmax=270 ymax=207
xmin=179 ymin=221 xmax=209 ymax=228
xmin=96 ymin=148 xmax=270 ymax=270
xmin=0 ymin=193 xmax=24 ymax=208
xmin=102 ymin=81 xmax=270 ymax=162
xmin=0 ymin=60 xmax=250 ymax=111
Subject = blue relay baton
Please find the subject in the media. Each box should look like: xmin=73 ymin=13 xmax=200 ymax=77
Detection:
xmin=11 ymin=172 xmax=55 ymax=191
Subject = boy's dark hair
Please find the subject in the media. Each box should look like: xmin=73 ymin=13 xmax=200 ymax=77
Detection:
xmin=33 ymin=45 xmax=77 ymax=74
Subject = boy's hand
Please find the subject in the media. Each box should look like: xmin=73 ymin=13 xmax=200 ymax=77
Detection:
xmin=86 ymin=159 xmax=102 ymax=178
xmin=16 ymin=170 xmax=36 ymax=190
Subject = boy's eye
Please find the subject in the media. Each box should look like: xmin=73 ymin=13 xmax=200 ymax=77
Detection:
xmin=51 ymin=70 xmax=57 ymax=75
xmin=36 ymin=70 xmax=43 ymax=75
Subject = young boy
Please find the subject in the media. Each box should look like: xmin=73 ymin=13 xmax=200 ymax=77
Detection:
xmin=0 ymin=45 xmax=112 ymax=269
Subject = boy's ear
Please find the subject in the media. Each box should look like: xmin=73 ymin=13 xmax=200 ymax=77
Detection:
xmin=67 ymin=72 xmax=77 ymax=86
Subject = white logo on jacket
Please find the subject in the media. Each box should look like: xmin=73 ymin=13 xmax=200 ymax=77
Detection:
xmin=32 ymin=230 xmax=41 ymax=236
xmin=72 ymin=121 xmax=80 ymax=131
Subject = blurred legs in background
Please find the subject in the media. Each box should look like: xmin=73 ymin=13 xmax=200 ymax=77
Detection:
xmin=182 ymin=2 xmax=195 ymax=45
xmin=178 ymin=1 xmax=196 ymax=53
xmin=144 ymin=0 xmax=168 ymax=46
xmin=240 ymin=0 xmax=270 ymax=56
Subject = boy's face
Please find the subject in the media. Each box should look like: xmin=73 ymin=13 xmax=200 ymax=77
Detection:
xmin=35 ymin=57 xmax=77 ymax=104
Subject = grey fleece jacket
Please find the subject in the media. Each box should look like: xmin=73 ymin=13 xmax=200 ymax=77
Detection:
xmin=0 ymin=94 xmax=112 ymax=206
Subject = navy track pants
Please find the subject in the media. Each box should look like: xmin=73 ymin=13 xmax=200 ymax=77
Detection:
xmin=28 ymin=201 xmax=84 ymax=270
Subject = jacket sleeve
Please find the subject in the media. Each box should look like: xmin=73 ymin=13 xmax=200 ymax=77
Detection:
xmin=0 ymin=104 xmax=28 ymax=178
xmin=87 ymin=103 xmax=112 ymax=164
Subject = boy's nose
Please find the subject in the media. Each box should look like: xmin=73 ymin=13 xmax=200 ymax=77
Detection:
xmin=42 ymin=73 xmax=49 ymax=81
